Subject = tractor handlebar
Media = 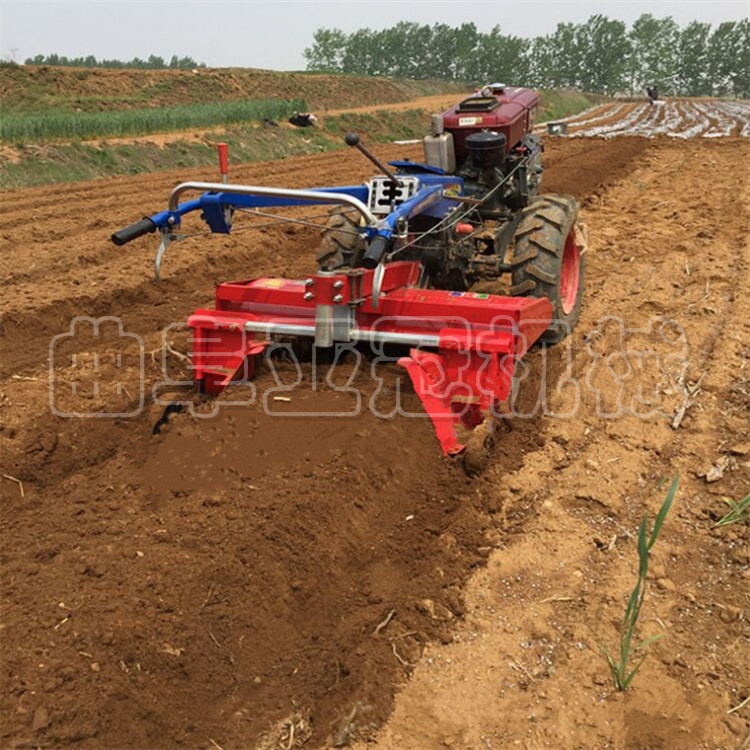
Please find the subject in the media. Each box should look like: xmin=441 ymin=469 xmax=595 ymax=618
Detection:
xmin=362 ymin=236 xmax=390 ymax=269
xmin=111 ymin=217 xmax=158 ymax=246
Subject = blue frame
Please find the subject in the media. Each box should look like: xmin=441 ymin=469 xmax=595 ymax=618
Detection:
xmin=145 ymin=173 xmax=465 ymax=245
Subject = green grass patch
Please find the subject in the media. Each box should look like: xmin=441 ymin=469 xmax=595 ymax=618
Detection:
xmin=323 ymin=109 xmax=427 ymax=143
xmin=0 ymin=98 xmax=306 ymax=143
xmin=538 ymin=89 xmax=605 ymax=122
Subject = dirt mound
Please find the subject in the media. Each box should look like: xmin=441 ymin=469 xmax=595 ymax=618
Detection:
xmin=1 ymin=341 xmax=551 ymax=749
xmin=541 ymin=136 xmax=649 ymax=198
xmin=2 ymin=364 xmax=491 ymax=747
xmin=0 ymin=65 xmax=461 ymax=114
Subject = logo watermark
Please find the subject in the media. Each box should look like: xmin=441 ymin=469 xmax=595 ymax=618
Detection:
xmin=47 ymin=314 xmax=692 ymax=422
xmin=49 ymin=316 xmax=145 ymax=418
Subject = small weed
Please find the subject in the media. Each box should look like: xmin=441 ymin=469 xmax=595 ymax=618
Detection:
xmin=714 ymin=494 xmax=750 ymax=527
xmin=601 ymin=475 xmax=679 ymax=691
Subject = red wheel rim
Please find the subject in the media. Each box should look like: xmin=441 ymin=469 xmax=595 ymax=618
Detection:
xmin=560 ymin=230 xmax=581 ymax=316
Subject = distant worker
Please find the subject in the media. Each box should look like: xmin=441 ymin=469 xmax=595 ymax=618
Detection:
xmin=288 ymin=112 xmax=318 ymax=128
xmin=646 ymin=86 xmax=659 ymax=105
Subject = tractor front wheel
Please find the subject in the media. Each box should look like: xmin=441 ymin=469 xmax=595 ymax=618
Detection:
xmin=509 ymin=194 xmax=586 ymax=344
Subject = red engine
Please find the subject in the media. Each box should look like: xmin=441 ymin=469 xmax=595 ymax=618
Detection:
xmin=442 ymin=84 xmax=540 ymax=164
xmin=422 ymin=83 xmax=543 ymax=212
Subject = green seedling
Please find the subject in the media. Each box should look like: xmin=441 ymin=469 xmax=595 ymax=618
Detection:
xmin=602 ymin=475 xmax=679 ymax=691
xmin=714 ymin=493 xmax=750 ymax=527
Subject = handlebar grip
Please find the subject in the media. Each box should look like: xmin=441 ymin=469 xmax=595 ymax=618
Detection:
xmin=361 ymin=236 xmax=389 ymax=269
xmin=111 ymin=217 xmax=157 ymax=246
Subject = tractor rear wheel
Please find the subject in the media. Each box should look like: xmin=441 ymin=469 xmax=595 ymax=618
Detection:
xmin=317 ymin=206 xmax=366 ymax=270
xmin=509 ymin=194 xmax=586 ymax=344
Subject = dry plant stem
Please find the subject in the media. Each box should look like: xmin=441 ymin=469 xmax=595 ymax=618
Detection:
xmin=391 ymin=642 xmax=409 ymax=667
xmin=2 ymin=474 xmax=25 ymax=498
xmin=166 ymin=342 xmax=191 ymax=362
xmin=728 ymin=695 xmax=750 ymax=715
xmin=372 ymin=609 xmax=396 ymax=636
xmin=199 ymin=584 xmax=216 ymax=613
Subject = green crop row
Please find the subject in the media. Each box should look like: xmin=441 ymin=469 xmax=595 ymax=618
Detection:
xmin=0 ymin=98 xmax=306 ymax=143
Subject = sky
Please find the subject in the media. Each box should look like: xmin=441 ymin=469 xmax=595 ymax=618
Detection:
xmin=1 ymin=0 xmax=748 ymax=70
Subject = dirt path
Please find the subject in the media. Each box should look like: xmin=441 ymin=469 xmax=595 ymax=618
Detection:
xmin=322 ymin=93 xmax=464 ymax=116
xmin=1 ymin=130 xmax=748 ymax=749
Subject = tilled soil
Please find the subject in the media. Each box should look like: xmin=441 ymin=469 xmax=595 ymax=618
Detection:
xmin=353 ymin=134 xmax=750 ymax=750
xmin=1 ymin=115 xmax=749 ymax=749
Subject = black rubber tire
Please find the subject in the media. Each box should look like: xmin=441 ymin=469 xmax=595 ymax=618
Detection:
xmin=509 ymin=193 xmax=585 ymax=344
xmin=316 ymin=206 xmax=366 ymax=270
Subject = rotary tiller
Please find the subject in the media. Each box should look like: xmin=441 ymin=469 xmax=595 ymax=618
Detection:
xmin=112 ymin=84 xmax=585 ymax=457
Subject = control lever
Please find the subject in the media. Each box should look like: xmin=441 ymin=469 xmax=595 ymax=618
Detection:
xmin=345 ymin=133 xmax=400 ymax=186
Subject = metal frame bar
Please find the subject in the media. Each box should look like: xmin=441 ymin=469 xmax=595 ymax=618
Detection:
xmin=242 ymin=320 xmax=441 ymax=348
xmin=167 ymin=181 xmax=377 ymax=225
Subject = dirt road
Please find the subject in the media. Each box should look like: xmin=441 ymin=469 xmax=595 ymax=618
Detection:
xmin=1 ymin=115 xmax=748 ymax=749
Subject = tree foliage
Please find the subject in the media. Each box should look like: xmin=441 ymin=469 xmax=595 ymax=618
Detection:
xmin=675 ymin=21 xmax=712 ymax=96
xmin=629 ymin=14 xmax=681 ymax=92
xmin=303 ymin=15 xmax=750 ymax=97
xmin=24 ymin=54 xmax=206 ymax=70
xmin=577 ymin=15 xmax=631 ymax=95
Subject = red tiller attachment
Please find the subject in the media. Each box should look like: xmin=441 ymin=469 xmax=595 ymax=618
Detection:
xmin=187 ymin=261 xmax=552 ymax=456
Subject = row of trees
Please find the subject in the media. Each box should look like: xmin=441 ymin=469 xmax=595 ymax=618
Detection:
xmin=24 ymin=54 xmax=206 ymax=70
xmin=304 ymin=15 xmax=750 ymax=98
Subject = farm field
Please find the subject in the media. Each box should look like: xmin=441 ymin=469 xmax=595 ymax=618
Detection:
xmin=0 ymin=96 xmax=749 ymax=750
xmin=540 ymin=98 xmax=750 ymax=138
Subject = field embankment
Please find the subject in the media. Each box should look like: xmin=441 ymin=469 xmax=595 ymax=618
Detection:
xmin=0 ymin=71 xmax=601 ymax=191
xmin=0 ymin=64 xmax=462 ymax=114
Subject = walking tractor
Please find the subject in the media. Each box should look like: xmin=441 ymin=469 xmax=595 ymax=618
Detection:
xmin=112 ymin=84 xmax=586 ymax=461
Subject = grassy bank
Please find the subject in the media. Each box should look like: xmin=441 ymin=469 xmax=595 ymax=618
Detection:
xmin=0 ymin=92 xmax=600 ymax=190
xmin=0 ymin=109 xmax=427 ymax=190
xmin=0 ymin=88 xmax=597 ymax=145
xmin=537 ymin=88 xmax=607 ymax=121
xmin=0 ymin=98 xmax=305 ymax=143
